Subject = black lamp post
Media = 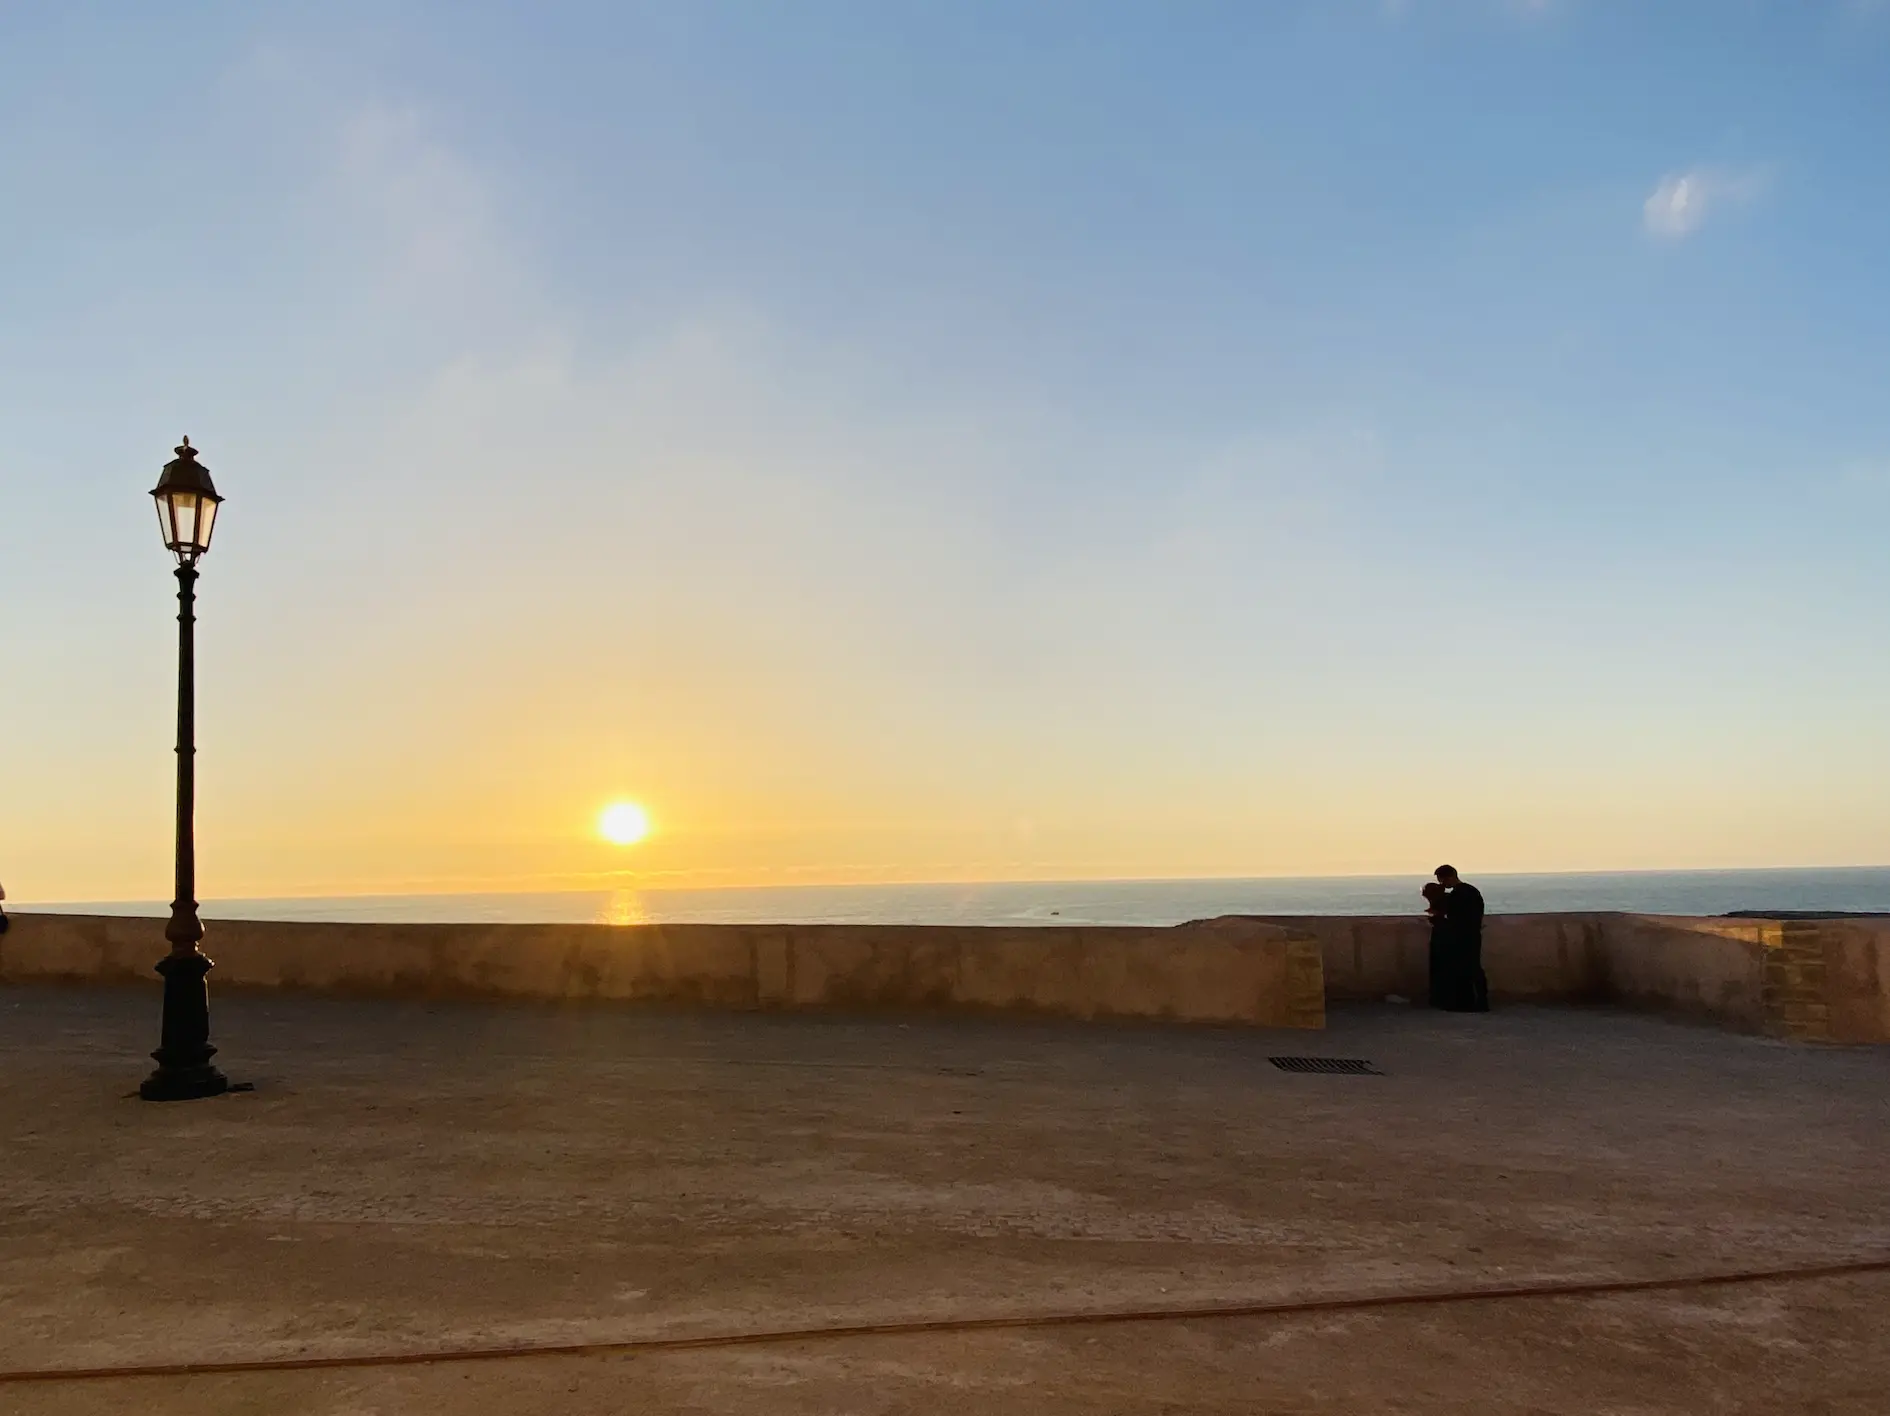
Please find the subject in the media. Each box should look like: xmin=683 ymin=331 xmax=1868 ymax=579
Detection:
xmin=140 ymin=438 xmax=229 ymax=1102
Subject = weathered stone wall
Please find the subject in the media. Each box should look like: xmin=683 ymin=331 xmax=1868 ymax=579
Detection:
xmin=4 ymin=909 xmax=1884 ymax=1042
xmin=1256 ymin=914 xmax=1611 ymax=1006
xmin=0 ymin=913 xmax=1326 ymax=1031
xmin=1801 ymin=918 xmax=1890 ymax=1044
xmin=1597 ymin=916 xmax=1772 ymax=1033
xmin=1252 ymin=910 xmax=1881 ymax=1042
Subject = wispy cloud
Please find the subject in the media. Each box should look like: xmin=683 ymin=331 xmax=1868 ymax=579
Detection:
xmin=225 ymin=44 xmax=537 ymax=322
xmin=327 ymin=100 xmax=515 ymax=296
xmin=1641 ymin=165 xmax=1771 ymax=240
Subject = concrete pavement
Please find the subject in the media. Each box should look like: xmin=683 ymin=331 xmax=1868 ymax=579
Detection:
xmin=3 ymin=986 xmax=1886 ymax=1412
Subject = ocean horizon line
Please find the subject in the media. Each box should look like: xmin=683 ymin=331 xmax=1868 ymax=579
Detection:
xmin=18 ymin=866 xmax=1890 ymax=929
xmin=23 ymin=860 xmax=1890 ymax=912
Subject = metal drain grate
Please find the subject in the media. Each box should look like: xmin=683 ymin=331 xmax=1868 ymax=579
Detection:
xmin=1269 ymin=1056 xmax=1381 ymax=1076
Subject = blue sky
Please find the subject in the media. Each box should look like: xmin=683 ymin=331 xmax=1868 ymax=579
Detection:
xmin=4 ymin=1 xmax=1890 ymax=899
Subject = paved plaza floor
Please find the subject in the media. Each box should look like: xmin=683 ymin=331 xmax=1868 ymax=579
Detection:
xmin=2 ymin=985 xmax=1887 ymax=1413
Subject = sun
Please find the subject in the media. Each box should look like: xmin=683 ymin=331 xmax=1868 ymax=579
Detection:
xmin=598 ymin=801 xmax=651 ymax=846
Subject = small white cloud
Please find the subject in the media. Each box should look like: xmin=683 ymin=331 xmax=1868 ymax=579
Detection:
xmin=1641 ymin=165 xmax=1770 ymax=240
xmin=331 ymin=101 xmax=503 ymax=288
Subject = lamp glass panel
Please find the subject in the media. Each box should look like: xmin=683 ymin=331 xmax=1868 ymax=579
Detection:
xmin=171 ymin=493 xmax=200 ymax=549
xmin=196 ymin=496 xmax=218 ymax=553
xmin=154 ymin=495 xmax=175 ymax=548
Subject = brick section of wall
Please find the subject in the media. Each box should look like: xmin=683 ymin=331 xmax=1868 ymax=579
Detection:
xmin=1763 ymin=922 xmax=1835 ymax=1043
xmin=1815 ymin=920 xmax=1890 ymax=1044
xmin=1283 ymin=935 xmax=1327 ymax=1031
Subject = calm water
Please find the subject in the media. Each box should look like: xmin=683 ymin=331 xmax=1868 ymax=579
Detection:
xmin=29 ymin=867 xmax=1890 ymax=927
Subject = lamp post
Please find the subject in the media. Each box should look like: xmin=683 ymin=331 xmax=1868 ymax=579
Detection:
xmin=140 ymin=437 xmax=229 ymax=1102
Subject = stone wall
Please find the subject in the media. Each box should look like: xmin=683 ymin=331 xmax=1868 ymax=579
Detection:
xmin=1595 ymin=916 xmax=1772 ymax=1033
xmin=4 ymin=909 xmax=1885 ymax=1042
xmin=1230 ymin=911 xmax=1884 ymax=1042
xmin=1257 ymin=913 xmax=1611 ymax=1006
xmin=0 ymin=913 xmax=1326 ymax=1031
xmin=1798 ymin=918 xmax=1890 ymax=1044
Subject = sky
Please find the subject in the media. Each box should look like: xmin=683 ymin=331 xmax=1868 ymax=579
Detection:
xmin=3 ymin=0 xmax=1890 ymax=902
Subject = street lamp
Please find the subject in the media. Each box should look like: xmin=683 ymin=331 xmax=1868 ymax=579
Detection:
xmin=140 ymin=437 xmax=229 ymax=1101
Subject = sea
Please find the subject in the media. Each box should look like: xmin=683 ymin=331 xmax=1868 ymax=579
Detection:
xmin=25 ymin=867 xmax=1890 ymax=927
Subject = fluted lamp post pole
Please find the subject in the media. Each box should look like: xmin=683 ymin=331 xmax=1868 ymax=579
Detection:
xmin=141 ymin=437 xmax=229 ymax=1102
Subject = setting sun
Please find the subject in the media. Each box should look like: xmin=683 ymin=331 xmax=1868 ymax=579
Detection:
xmin=598 ymin=801 xmax=651 ymax=846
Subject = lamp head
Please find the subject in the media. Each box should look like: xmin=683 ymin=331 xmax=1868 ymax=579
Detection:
xmin=151 ymin=437 xmax=222 ymax=566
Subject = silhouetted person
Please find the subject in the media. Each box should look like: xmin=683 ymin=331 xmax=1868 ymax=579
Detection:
xmin=1434 ymin=865 xmax=1489 ymax=1011
xmin=1422 ymin=880 xmax=1449 ymax=1006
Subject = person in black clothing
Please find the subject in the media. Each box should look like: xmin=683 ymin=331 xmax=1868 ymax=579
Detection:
xmin=1422 ymin=880 xmax=1450 ymax=1006
xmin=1434 ymin=864 xmax=1489 ymax=1012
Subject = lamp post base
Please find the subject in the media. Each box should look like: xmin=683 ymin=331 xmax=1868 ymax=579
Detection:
xmin=139 ymin=1061 xmax=230 ymax=1101
xmin=140 ymin=947 xmax=229 ymax=1102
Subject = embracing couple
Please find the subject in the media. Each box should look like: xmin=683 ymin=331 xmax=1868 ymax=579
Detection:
xmin=1422 ymin=865 xmax=1488 ymax=1013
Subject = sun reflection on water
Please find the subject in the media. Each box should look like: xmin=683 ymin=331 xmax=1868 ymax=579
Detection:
xmin=597 ymin=888 xmax=648 ymax=927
